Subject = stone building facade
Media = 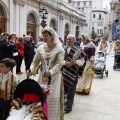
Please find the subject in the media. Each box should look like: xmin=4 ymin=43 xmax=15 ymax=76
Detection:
xmin=0 ymin=0 xmax=85 ymax=41
xmin=73 ymin=0 xmax=92 ymax=34
xmin=92 ymin=8 xmax=109 ymax=39
xmin=73 ymin=0 xmax=109 ymax=40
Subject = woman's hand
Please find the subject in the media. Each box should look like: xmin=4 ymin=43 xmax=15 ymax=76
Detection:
xmin=90 ymin=62 xmax=95 ymax=68
xmin=44 ymin=70 xmax=51 ymax=76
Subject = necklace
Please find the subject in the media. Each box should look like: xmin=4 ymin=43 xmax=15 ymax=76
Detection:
xmin=47 ymin=43 xmax=54 ymax=48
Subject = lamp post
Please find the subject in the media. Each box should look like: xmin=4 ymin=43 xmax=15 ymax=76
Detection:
xmin=91 ymin=27 xmax=97 ymax=41
xmin=39 ymin=7 xmax=48 ymax=28
xmin=75 ymin=21 xmax=80 ymax=39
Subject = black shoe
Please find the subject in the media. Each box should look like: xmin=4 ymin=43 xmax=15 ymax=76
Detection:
xmin=64 ymin=107 xmax=72 ymax=113
xmin=83 ymin=92 xmax=89 ymax=95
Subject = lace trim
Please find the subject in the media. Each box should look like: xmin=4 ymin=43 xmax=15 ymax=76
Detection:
xmin=48 ymin=98 xmax=60 ymax=120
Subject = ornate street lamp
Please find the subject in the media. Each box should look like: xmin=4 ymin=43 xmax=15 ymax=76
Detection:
xmin=39 ymin=7 xmax=48 ymax=28
xmin=76 ymin=21 xmax=80 ymax=25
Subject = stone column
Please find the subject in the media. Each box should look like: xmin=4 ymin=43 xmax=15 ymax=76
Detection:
xmin=9 ymin=0 xmax=14 ymax=33
xmin=19 ymin=4 xmax=26 ymax=37
xmin=59 ymin=14 xmax=64 ymax=40
xmin=13 ymin=0 xmax=25 ymax=37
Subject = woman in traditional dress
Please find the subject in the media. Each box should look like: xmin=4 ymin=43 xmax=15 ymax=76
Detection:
xmin=76 ymin=33 xmax=96 ymax=95
xmin=27 ymin=27 xmax=64 ymax=120
xmin=98 ymin=37 xmax=108 ymax=53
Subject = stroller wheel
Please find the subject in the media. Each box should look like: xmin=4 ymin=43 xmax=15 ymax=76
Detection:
xmin=105 ymin=70 xmax=108 ymax=77
xmin=101 ymin=73 xmax=103 ymax=79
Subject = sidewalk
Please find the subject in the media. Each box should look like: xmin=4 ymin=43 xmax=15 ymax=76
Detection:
xmin=65 ymin=51 xmax=120 ymax=120
xmin=13 ymin=51 xmax=120 ymax=120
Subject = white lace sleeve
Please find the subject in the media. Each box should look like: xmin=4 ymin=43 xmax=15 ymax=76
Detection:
xmin=76 ymin=57 xmax=85 ymax=66
xmin=30 ymin=51 xmax=42 ymax=72
xmin=90 ymin=56 xmax=95 ymax=61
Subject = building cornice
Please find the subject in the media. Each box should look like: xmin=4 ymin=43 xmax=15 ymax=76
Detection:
xmin=13 ymin=0 xmax=25 ymax=7
xmin=92 ymin=9 xmax=108 ymax=14
xmin=110 ymin=1 xmax=120 ymax=9
xmin=38 ymin=0 xmax=86 ymax=22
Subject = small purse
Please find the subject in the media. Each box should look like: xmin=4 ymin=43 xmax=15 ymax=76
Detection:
xmin=42 ymin=75 xmax=49 ymax=82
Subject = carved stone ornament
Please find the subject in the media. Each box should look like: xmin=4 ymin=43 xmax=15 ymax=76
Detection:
xmin=13 ymin=0 xmax=25 ymax=7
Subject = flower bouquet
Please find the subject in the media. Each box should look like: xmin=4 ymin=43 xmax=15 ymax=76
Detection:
xmin=40 ymin=84 xmax=52 ymax=95
xmin=71 ymin=51 xmax=82 ymax=61
xmin=9 ymin=80 xmax=21 ymax=91
xmin=87 ymin=68 xmax=94 ymax=75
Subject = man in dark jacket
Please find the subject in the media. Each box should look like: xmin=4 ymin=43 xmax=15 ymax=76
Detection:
xmin=0 ymin=33 xmax=18 ymax=61
xmin=24 ymin=35 xmax=35 ymax=71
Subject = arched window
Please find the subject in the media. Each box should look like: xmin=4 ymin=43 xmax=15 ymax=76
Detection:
xmin=0 ymin=6 xmax=5 ymax=34
xmin=27 ymin=13 xmax=35 ymax=23
xmin=65 ymin=24 xmax=69 ymax=31
xmin=0 ymin=7 xmax=4 ymax=17
xmin=27 ymin=13 xmax=36 ymax=41
xmin=93 ymin=14 xmax=95 ymax=18
xmin=64 ymin=24 xmax=70 ymax=43
xmin=50 ymin=19 xmax=56 ymax=30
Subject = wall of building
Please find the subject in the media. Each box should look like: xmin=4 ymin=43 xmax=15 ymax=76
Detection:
xmin=73 ymin=0 xmax=92 ymax=34
xmin=92 ymin=9 xmax=109 ymax=39
xmin=0 ymin=0 xmax=85 ymax=41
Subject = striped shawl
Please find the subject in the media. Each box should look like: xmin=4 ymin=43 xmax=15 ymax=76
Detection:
xmin=62 ymin=45 xmax=81 ymax=88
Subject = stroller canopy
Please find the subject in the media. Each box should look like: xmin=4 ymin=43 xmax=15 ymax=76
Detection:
xmin=14 ymin=79 xmax=46 ymax=104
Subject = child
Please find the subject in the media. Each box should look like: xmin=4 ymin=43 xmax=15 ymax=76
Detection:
xmin=0 ymin=79 xmax=48 ymax=120
xmin=0 ymin=58 xmax=18 ymax=101
xmin=95 ymin=51 xmax=106 ymax=69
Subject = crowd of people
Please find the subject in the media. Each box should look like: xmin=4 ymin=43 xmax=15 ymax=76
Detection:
xmin=0 ymin=27 xmax=116 ymax=120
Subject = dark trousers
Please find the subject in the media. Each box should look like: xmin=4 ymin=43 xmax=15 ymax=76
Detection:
xmin=16 ymin=56 xmax=23 ymax=73
xmin=0 ymin=99 xmax=11 ymax=120
xmin=64 ymin=73 xmax=78 ymax=109
xmin=24 ymin=56 xmax=33 ymax=71
xmin=0 ymin=98 xmax=4 ymax=119
xmin=25 ymin=65 xmax=31 ymax=71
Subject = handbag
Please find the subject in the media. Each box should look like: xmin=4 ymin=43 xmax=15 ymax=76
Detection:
xmin=42 ymin=75 xmax=49 ymax=82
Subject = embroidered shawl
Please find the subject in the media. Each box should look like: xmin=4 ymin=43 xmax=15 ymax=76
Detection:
xmin=62 ymin=45 xmax=81 ymax=88
xmin=0 ymin=73 xmax=17 ymax=100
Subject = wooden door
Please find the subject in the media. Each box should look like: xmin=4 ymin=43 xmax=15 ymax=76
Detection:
xmin=27 ymin=13 xmax=36 ymax=42
xmin=27 ymin=23 xmax=36 ymax=42
xmin=0 ymin=17 xmax=5 ymax=34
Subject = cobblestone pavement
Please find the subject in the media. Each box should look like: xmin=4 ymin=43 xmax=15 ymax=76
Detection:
xmin=13 ymin=51 xmax=120 ymax=120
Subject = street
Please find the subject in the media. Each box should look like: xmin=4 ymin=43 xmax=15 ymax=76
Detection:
xmin=13 ymin=51 xmax=120 ymax=120
xmin=65 ymin=51 xmax=120 ymax=120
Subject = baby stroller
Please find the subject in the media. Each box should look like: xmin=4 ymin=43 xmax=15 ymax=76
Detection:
xmin=113 ymin=51 xmax=120 ymax=70
xmin=94 ymin=51 xmax=108 ymax=79
xmin=0 ymin=79 xmax=48 ymax=120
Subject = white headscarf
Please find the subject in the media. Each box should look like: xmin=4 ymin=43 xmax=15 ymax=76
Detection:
xmin=82 ymin=33 xmax=91 ymax=41
xmin=42 ymin=26 xmax=60 ymax=44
